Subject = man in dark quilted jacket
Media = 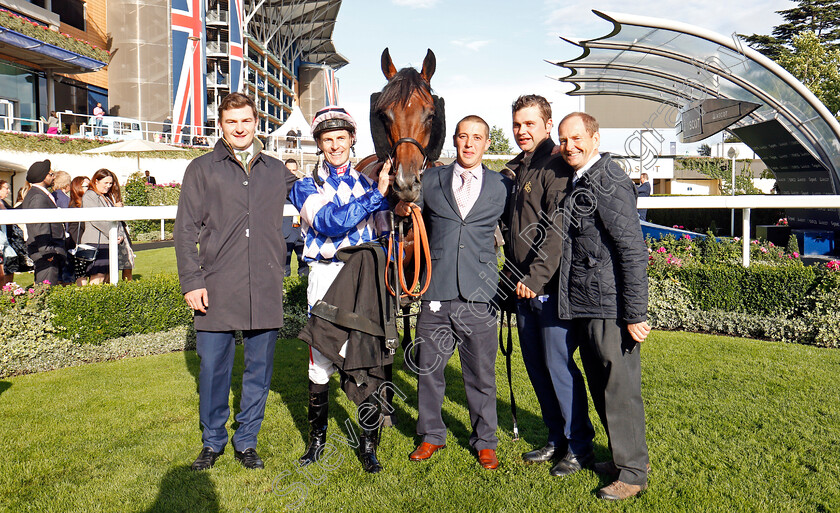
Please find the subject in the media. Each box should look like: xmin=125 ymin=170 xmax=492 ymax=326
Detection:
xmin=557 ymin=112 xmax=651 ymax=501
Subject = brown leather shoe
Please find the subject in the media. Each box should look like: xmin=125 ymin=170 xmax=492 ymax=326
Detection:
xmin=409 ymin=442 xmax=446 ymax=461
xmin=477 ymin=449 xmax=499 ymax=470
xmin=597 ymin=480 xmax=648 ymax=500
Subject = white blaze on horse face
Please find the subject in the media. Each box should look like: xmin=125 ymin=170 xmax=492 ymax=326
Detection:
xmin=318 ymin=129 xmax=353 ymax=167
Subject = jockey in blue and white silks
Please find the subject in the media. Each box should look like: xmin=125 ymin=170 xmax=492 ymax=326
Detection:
xmin=290 ymin=105 xmax=392 ymax=475
xmin=289 ymin=159 xmax=388 ymax=263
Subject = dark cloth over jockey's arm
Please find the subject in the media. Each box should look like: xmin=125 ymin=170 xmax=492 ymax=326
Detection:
xmin=298 ymin=243 xmax=396 ymax=405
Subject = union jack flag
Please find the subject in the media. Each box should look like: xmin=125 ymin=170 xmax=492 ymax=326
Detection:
xmin=229 ymin=0 xmax=244 ymax=93
xmin=324 ymin=67 xmax=339 ymax=106
xmin=171 ymin=0 xmax=206 ymax=139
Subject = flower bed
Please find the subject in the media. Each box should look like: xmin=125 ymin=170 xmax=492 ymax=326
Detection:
xmin=646 ymin=233 xmax=840 ymax=347
xmin=0 ymin=8 xmax=109 ymax=63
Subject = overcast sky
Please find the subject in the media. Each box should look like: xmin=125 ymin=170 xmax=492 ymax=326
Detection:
xmin=329 ymin=0 xmax=791 ymax=156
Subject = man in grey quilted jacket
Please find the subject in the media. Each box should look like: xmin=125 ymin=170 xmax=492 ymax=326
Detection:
xmin=556 ymin=112 xmax=651 ymax=501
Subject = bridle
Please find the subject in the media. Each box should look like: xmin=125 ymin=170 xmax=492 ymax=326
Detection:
xmin=384 ymin=203 xmax=432 ymax=300
xmin=385 ymin=137 xmax=429 ymax=172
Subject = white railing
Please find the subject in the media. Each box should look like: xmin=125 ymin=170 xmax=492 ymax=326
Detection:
xmin=0 ymin=205 xmax=297 ymax=285
xmin=0 ymin=198 xmax=837 ymax=284
xmin=637 ymin=195 xmax=840 ymax=266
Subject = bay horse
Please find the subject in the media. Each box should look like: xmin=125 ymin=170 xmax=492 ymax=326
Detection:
xmin=357 ymin=48 xmax=445 ymax=301
xmin=356 ymin=49 xmax=446 ymax=426
xmin=357 ymin=48 xmax=445 ymax=204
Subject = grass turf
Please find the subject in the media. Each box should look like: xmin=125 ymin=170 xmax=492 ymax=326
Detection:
xmin=1 ymin=330 xmax=839 ymax=512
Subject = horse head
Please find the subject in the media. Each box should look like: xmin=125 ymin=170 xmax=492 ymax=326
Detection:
xmin=373 ymin=48 xmax=443 ymax=203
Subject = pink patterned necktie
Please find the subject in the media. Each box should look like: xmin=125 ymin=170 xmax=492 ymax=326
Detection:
xmin=455 ymin=168 xmax=473 ymax=216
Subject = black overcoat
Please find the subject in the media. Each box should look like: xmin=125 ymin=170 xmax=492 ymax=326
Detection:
xmin=175 ymin=138 xmax=296 ymax=331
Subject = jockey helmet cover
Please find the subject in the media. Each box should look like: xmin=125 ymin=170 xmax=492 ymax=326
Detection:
xmin=311 ymin=106 xmax=357 ymax=140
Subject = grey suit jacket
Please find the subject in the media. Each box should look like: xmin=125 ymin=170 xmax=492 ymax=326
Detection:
xmin=20 ymin=186 xmax=65 ymax=261
xmin=421 ymin=163 xmax=512 ymax=302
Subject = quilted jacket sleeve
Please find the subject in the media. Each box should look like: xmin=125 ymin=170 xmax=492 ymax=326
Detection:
xmin=593 ymin=162 xmax=648 ymax=323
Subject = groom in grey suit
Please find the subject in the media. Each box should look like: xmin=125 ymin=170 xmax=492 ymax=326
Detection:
xmin=407 ymin=115 xmax=512 ymax=470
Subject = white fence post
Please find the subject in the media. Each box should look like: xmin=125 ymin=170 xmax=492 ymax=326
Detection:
xmin=160 ymin=219 xmax=165 ymax=240
xmin=109 ymin=223 xmax=119 ymax=284
xmin=742 ymin=208 xmax=751 ymax=267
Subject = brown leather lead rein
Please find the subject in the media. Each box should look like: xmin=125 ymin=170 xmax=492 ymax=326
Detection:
xmin=385 ymin=202 xmax=431 ymax=299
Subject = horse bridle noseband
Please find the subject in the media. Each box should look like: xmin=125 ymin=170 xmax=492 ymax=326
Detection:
xmin=386 ymin=137 xmax=429 ymax=171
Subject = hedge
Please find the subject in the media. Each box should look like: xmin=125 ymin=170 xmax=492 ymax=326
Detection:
xmin=652 ymin=264 xmax=816 ymax=316
xmin=47 ymin=275 xmax=193 ymax=345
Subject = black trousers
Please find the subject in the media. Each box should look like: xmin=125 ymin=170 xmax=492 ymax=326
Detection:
xmin=575 ymin=318 xmax=649 ymax=485
xmin=34 ymin=255 xmax=62 ymax=285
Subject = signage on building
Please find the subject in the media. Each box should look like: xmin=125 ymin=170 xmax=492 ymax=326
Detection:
xmin=613 ymin=156 xmax=675 ymax=179
xmin=677 ymin=99 xmax=761 ymax=143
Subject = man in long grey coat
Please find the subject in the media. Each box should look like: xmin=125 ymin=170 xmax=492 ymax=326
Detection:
xmin=175 ymin=92 xmax=296 ymax=471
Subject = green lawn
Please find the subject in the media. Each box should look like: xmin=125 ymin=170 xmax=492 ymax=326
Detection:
xmin=1 ymin=330 xmax=839 ymax=512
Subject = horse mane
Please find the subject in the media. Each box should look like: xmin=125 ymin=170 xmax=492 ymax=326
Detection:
xmin=374 ymin=67 xmax=432 ymax=113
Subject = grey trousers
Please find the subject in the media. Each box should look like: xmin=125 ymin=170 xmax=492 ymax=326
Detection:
xmin=414 ymin=298 xmax=499 ymax=451
xmin=575 ymin=318 xmax=649 ymax=485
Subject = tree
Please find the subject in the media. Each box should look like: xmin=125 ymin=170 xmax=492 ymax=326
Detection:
xmin=776 ymin=31 xmax=840 ymax=115
xmin=698 ymin=143 xmax=712 ymax=157
xmin=744 ymin=0 xmax=840 ymax=58
xmin=487 ymin=125 xmax=512 ymax=155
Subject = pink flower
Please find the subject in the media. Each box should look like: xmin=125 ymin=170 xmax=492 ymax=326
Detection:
xmin=734 ymin=237 xmax=740 ymax=242
xmin=657 ymin=247 xmax=667 ymax=253
xmin=42 ymin=280 xmax=51 ymax=285
xmin=28 ymin=288 xmax=34 ymax=293
xmin=13 ymin=288 xmax=25 ymax=296
xmin=793 ymin=252 xmax=799 ymax=258
xmin=682 ymin=234 xmax=691 ymax=240
xmin=769 ymin=242 xmax=775 ymax=247
xmin=760 ymin=247 xmax=768 ymax=253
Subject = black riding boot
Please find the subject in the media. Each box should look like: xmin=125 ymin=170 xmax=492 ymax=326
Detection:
xmin=298 ymin=382 xmax=329 ymax=467
xmin=358 ymin=398 xmax=383 ymax=473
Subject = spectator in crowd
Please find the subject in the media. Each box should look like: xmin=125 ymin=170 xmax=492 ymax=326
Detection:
xmin=637 ymin=173 xmax=651 ymax=221
xmin=0 ymin=180 xmax=31 ymax=284
xmin=145 ymin=170 xmax=157 ymax=185
xmin=68 ymin=176 xmax=89 ymax=285
xmin=92 ymin=102 xmax=105 ymax=137
xmin=175 ymin=92 xmax=296 ymax=471
xmin=14 ymin=184 xmax=29 ymax=207
xmin=282 ymin=158 xmax=307 ymax=278
xmin=82 ymin=169 xmax=127 ymax=285
xmin=0 ymin=180 xmax=13 ymax=283
xmin=49 ymin=171 xmax=74 ymax=284
xmin=504 ymin=95 xmax=595 ymax=477
xmin=51 ymin=171 xmax=71 ymax=208
xmin=104 ymin=170 xmax=135 ymax=281
xmin=21 ymin=160 xmax=66 ymax=284
xmin=46 ymin=111 xmax=60 ymax=134
xmin=162 ymin=117 xmax=172 ymax=143
xmin=407 ymin=115 xmax=512 ymax=471
xmin=556 ymin=112 xmax=651 ymax=501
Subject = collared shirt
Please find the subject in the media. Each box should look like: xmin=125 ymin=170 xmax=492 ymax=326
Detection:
xmin=573 ymin=153 xmax=603 ymax=185
xmin=32 ymin=184 xmax=57 ymax=205
xmin=452 ymin=162 xmax=483 ymax=217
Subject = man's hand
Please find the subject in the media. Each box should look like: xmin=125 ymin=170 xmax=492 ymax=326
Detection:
xmin=377 ymin=160 xmax=393 ymax=196
xmin=185 ymin=288 xmax=209 ymax=313
xmin=515 ymin=281 xmax=537 ymax=299
xmin=394 ymin=200 xmax=412 ymax=217
xmin=627 ymin=321 xmax=651 ymax=343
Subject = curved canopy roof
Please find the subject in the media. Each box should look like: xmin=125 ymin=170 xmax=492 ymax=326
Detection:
xmin=552 ymin=10 xmax=840 ymax=182
xmin=248 ymin=0 xmax=348 ymax=70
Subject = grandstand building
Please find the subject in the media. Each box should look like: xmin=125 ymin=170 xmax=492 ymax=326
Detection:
xmin=0 ymin=1 xmax=346 ymax=138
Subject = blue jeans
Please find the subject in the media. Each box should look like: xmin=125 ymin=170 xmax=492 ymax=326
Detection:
xmin=93 ymin=118 xmax=103 ymax=137
xmin=516 ymin=295 xmax=594 ymax=455
xmin=196 ymin=329 xmax=277 ymax=452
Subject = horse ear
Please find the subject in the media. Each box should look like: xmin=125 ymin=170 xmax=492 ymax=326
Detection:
xmin=381 ymin=48 xmax=397 ymax=80
xmin=421 ymin=49 xmax=436 ymax=82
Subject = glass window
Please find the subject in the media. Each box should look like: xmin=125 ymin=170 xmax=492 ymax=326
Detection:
xmin=53 ymin=0 xmax=85 ymax=31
